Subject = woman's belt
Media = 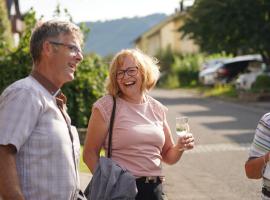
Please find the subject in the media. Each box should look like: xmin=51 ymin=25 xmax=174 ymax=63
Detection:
xmin=136 ymin=176 xmax=164 ymax=184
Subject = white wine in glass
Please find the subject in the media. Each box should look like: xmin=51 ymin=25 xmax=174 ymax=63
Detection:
xmin=176 ymin=116 xmax=190 ymax=150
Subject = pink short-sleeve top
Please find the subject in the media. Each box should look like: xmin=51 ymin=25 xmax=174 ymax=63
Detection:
xmin=93 ymin=94 xmax=168 ymax=177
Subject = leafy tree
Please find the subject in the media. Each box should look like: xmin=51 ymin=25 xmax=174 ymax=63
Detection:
xmin=62 ymin=54 xmax=108 ymax=128
xmin=0 ymin=0 xmax=13 ymax=55
xmin=53 ymin=3 xmax=73 ymax=22
xmin=0 ymin=9 xmax=36 ymax=93
xmin=52 ymin=3 xmax=90 ymax=44
xmin=155 ymin=47 xmax=178 ymax=72
xmin=180 ymin=0 xmax=270 ymax=64
xmin=156 ymin=49 xmax=202 ymax=88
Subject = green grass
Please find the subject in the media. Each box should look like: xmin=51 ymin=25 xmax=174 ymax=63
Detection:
xmin=79 ymin=146 xmax=105 ymax=173
xmin=79 ymin=146 xmax=90 ymax=173
xmin=198 ymin=84 xmax=238 ymax=98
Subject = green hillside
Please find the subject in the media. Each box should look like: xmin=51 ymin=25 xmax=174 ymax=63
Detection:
xmin=82 ymin=13 xmax=167 ymax=56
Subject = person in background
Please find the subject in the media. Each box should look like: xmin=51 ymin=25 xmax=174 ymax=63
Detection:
xmin=83 ymin=48 xmax=195 ymax=200
xmin=0 ymin=19 xmax=84 ymax=200
xmin=245 ymin=113 xmax=270 ymax=200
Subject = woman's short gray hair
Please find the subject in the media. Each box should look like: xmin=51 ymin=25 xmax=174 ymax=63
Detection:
xmin=30 ymin=19 xmax=83 ymax=64
xmin=106 ymin=48 xmax=160 ymax=96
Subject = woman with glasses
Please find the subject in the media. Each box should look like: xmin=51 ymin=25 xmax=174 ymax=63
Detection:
xmin=83 ymin=48 xmax=194 ymax=200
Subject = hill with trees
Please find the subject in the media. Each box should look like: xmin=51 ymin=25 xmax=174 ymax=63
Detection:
xmin=83 ymin=13 xmax=167 ymax=56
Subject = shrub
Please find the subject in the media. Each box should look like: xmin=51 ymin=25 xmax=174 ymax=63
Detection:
xmin=176 ymin=54 xmax=202 ymax=87
xmin=251 ymin=74 xmax=270 ymax=93
xmin=0 ymin=0 xmax=13 ymax=55
xmin=63 ymin=54 xmax=108 ymax=128
xmin=158 ymin=73 xmax=180 ymax=88
xmin=155 ymin=47 xmax=178 ymax=72
xmin=156 ymin=51 xmax=202 ymax=88
xmin=0 ymin=10 xmax=36 ymax=93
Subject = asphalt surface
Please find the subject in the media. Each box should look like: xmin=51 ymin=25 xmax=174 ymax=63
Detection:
xmin=80 ymin=89 xmax=270 ymax=199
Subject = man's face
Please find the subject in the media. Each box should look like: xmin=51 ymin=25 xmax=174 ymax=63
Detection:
xmin=48 ymin=33 xmax=83 ymax=87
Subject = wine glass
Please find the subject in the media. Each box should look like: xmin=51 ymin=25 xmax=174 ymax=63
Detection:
xmin=176 ymin=116 xmax=190 ymax=150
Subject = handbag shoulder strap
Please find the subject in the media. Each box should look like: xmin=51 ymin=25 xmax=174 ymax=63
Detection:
xmin=107 ymin=96 xmax=116 ymax=158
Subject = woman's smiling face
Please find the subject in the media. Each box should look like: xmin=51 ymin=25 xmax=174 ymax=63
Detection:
xmin=116 ymin=55 xmax=143 ymax=100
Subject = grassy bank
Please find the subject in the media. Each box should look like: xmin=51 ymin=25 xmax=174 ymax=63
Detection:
xmin=197 ymin=84 xmax=238 ymax=99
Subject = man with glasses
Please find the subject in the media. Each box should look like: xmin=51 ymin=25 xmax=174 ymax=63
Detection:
xmin=0 ymin=20 xmax=86 ymax=200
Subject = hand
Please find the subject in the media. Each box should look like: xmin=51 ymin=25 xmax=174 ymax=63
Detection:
xmin=177 ymin=133 xmax=194 ymax=151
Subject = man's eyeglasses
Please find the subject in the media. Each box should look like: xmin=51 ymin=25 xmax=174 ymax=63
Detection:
xmin=116 ymin=67 xmax=138 ymax=80
xmin=49 ymin=41 xmax=82 ymax=55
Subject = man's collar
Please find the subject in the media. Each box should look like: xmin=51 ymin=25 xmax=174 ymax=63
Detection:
xmin=30 ymin=70 xmax=59 ymax=96
xmin=31 ymin=70 xmax=67 ymax=107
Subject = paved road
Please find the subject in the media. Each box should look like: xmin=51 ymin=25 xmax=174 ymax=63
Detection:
xmin=80 ymin=89 xmax=270 ymax=199
xmin=151 ymin=89 xmax=270 ymax=200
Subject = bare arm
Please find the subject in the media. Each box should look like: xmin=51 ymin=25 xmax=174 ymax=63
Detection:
xmin=0 ymin=145 xmax=25 ymax=200
xmin=83 ymin=108 xmax=108 ymax=173
xmin=161 ymin=120 xmax=194 ymax=165
xmin=245 ymin=153 xmax=269 ymax=179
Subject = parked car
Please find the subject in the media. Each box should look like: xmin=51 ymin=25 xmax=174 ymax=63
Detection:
xmin=199 ymin=58 xmax=227 ymax=86
xmin=199 ymin=54 xmax=263 ymax=86
xmin=200 ymin=58 xmax=227 ymax=71
xmin=215 ymin=54 xmax=263 ymax=83
xmin=235 ymin=63 xmax=270 ymax=90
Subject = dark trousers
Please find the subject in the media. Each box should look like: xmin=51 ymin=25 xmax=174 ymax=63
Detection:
xmin=135 ymin=177 xmax=165 ymax=200
xmin=262 ymin=187 xmax=270 ymax=198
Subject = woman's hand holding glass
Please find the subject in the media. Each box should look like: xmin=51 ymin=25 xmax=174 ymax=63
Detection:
xmin=176 ymin=117 xmax=194 ymax=151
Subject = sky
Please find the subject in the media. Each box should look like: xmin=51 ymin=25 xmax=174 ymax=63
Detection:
xmin=19 ymin=0 xmax=194 ymax=23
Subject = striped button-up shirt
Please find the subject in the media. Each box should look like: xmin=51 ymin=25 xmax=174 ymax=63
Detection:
xmin=0 ymin=76 xmax=80 ymax=200
xmin=249 ymin=112 xmax=270 ymax=200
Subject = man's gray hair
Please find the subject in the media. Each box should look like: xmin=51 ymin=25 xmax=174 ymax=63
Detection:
xmin=30 ymin=19 xmax=83 ymax=64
